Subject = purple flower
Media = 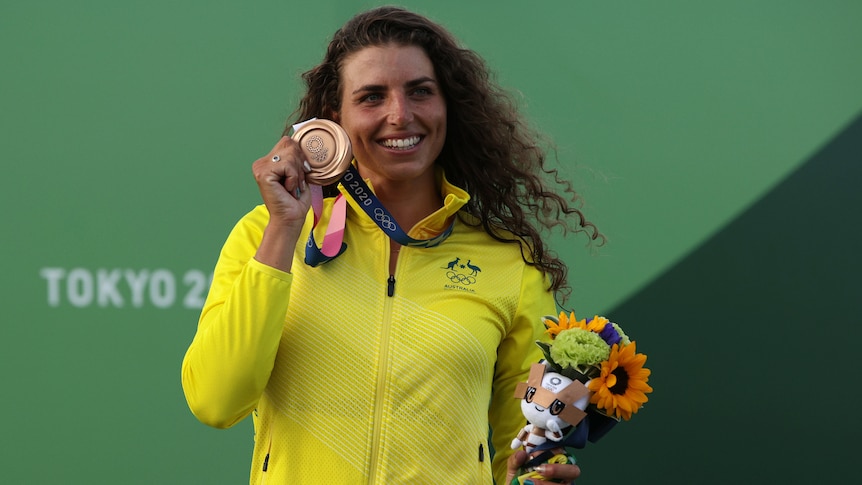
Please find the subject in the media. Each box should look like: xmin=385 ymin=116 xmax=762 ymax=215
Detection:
xmin=598 ymin=322 xmax=622 ymax=346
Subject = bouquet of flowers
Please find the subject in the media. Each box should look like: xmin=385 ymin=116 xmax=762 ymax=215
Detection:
xmin=510 ymin=311 xmax=653 ymax=484
xmin=540 ymin=311 xmax=652 ymax=422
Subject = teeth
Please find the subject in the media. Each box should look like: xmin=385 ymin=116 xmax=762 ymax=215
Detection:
xmin=382 ymin=136 xmax=421 ymax=149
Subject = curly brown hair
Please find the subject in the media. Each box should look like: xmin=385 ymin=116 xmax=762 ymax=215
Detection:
xmin=287 ymin=6 xmax=602 ymax=301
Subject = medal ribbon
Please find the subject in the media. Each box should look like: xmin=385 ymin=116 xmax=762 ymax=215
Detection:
xmin=304 ymin=165 xmax=454 ymax=266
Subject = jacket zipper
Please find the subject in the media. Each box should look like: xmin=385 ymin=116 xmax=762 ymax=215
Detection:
xmin=367 ymin=291 xmax=395 ymax=481
xmin=368 ymin=242 xmax=399 ymax=481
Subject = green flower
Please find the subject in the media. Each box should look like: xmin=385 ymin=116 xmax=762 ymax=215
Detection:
xmin=549 ymin=328 xmax=610 ymax=372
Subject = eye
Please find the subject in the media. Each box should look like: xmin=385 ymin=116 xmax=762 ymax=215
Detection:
xmin=359 ymin=93 xmax=383 ymax=104
xmin=549 ymin=400 xmax=566 ymax=416
xmin=525 ymin=387 xmax=536 ymax=403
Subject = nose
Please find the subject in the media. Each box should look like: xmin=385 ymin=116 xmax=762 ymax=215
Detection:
xmin=386 ymin=93 xmax=413 ymax=126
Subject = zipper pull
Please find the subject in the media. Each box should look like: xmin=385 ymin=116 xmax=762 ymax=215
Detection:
xmin=479 ymin=443 xmax=484 ymax=462
xmin=387 ymin=275 xmax=396 ymax=297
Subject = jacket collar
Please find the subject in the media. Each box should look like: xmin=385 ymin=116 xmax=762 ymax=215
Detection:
xmin=337 ymin=166 xmax=470 ymax=239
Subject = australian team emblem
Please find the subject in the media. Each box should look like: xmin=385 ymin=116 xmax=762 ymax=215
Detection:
xmin=442 ymin=257 xmax=481 ymax=286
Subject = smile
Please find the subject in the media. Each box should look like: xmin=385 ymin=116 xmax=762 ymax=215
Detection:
xmin=380 ymin=136 xmax=421 ymax=150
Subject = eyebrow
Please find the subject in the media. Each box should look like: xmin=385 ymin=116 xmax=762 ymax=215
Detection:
xmin=351 ymin=76 xmax=438 ymax=95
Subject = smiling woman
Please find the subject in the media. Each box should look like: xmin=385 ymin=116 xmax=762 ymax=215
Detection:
xmin=334 ymin=44 xmax=447 ymax=233
xmin=181 ymin=6 xmax=599 ymax=485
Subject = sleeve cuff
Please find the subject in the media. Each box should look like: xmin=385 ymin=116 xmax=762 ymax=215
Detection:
xmin=248 ymin=257 xmax=294 ymax=284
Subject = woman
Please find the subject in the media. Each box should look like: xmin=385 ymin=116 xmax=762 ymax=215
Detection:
xmin=182 ymin=6 xmax=599 ymax=484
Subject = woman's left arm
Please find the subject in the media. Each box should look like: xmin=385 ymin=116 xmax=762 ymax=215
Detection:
xmin=488 ymin=263 xmax=555 ymax=483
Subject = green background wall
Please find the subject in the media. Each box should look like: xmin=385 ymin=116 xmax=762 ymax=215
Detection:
xmin=2 ymin=0 xmax=860 ymax=483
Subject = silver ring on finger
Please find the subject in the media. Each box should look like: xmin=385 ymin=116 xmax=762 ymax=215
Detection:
xmin=271 ymin=155 xmax=281 ymax=163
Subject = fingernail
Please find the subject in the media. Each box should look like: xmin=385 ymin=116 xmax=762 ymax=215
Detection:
xmin=301 ymin=180 xmax=308 ymax=191
xmin=523 ymin=480 xmax=534 ymax=485
xmin=303 ymin=161 xmax=312 ymax=172
xmin=536 ymin=464 xmax=548 ymax=474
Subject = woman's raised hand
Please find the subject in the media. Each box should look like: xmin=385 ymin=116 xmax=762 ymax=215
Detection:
xmin=252 ymin=136 xmax=312 ymax=226
xmin=251 ymin=136 xmax=313 ymax=272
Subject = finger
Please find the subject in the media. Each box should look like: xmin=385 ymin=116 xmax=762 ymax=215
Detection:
xmin=265 ymin=144 xmax=304 ymax=180
xmin=505 ymin=449 xmax=528 ymax=483
xmin=268 ymin=140 xmax=310 ymax=180
xmin=277 ymin=168 xmax=305 ymax=196
xmin=533 ymin=462 xmax=581 ymax=483
xmin=507 ymin=449 xmax=528 ymax=471
xmin=291 ymin=179 xmax=310 ymax=200
xmin=252 ymin=154 xmax=305 ymax=206
xmin=268 ymin=141 xmax=304 ymax=165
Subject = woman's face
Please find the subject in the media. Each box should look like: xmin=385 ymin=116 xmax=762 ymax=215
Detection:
xmin=334 ymin=44 xmax=447 ymax=189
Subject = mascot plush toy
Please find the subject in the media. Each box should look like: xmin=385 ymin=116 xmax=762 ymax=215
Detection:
xmin=510 ymin=363 xmax=588 ymax=483
xmin=510 ymin=312 xmax=653 ymax=485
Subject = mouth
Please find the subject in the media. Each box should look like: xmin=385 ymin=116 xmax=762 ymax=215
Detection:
xmin=380 ymin=135 xmax=422 ymax=150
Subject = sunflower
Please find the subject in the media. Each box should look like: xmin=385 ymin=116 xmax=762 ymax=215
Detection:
xmin=583 ymin=315 xmax=611 ymax=333
xmin=588 ymin=341 xmax=653 ymax=421
xmin=543 ymin=312 xmax=610 ymax=339
xmin=543 ymin=312 xmax=577 ymax=339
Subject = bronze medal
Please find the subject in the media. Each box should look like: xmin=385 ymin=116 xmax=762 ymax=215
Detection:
xmin=291 ymin=119 xmax=353 ymax=185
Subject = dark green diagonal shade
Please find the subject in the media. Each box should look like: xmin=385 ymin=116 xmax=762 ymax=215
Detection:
xmin=586 ymin=112 xmax=862 ymax=484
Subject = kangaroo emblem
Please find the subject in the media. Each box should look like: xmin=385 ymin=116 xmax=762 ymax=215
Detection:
xmin=444 ymin=257 xmax=460 ymax=270
xmin=465 ymin=260 xmax=482 ymax=276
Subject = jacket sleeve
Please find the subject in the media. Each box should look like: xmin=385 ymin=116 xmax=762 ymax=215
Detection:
xmin=488 ymin=263 xmax=556 ymax=483
xmin=181 ymin=206 xmax=293 ymax=428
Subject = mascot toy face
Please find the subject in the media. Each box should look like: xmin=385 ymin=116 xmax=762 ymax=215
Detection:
xmin=520 ymin=369 xmax=589 ymax=430
xmin=513 ymin=363 xmax=591 ymax=446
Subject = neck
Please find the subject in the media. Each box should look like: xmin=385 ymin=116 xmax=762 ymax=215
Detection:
xmin=365 ymin=172 xmax=442 ymax=232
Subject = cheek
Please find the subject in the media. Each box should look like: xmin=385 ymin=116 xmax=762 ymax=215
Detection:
xmin=430 ymin=105 xmax=447 ymax=130
xmin=340 ymin=116 xmax=373 ymax=143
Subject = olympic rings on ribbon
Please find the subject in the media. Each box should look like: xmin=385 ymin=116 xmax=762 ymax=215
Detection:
xmin=373 ymin=208 xmax=398 ymax=232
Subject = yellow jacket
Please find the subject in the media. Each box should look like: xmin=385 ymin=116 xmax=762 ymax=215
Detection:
xmin=182 ymin=172 xmax=555 ymax=484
